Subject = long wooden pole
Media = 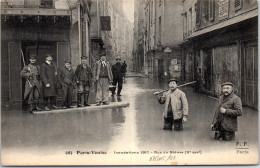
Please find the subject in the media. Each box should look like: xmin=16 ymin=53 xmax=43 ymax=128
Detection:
xmin=154 ymin=81 xmax=197 ymax=95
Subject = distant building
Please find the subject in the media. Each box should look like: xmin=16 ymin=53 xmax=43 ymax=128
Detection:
xmin=144 ymin=0 xmax=183 ymax=81
xmin=181 ymin=0 xmax=258 ymax=108
xmin=133 ymin=0 xmax=145 ymax=73
xmin=1 ymin=0 xmax=91 ymax=106
xmin=89 ymin=0 xmax=133 ymax=67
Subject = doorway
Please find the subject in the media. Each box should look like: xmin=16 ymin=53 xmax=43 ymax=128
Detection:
xmin=242 ymin=40 xmax=258 ymax=108
xmin=203 ymin=49 xmax=213 ymax=92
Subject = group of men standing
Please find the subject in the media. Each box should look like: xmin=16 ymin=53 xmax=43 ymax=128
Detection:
xmin=20 ymin=53 xmax=127 ymax=112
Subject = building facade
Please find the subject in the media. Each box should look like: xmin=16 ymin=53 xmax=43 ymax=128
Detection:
xmin=133 ymin=0 xmax=184 ymax=80
xmin=181 ymin=0 xmax=258 ymax=108
xmin=144 ymin=0 xmax=183 ymax=81
xmin=89 ymin=0 xmax=133 ymax=67
xmin=1 ymin=0 xmax=91 ymax=107
xmin=133 ymin=0 xmax=145 ymax=73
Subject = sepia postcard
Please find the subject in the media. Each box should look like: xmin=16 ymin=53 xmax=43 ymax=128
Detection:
xmin=1 ymin=0 xmax=259 ymax=166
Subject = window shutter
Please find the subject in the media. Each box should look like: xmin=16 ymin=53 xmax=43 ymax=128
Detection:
xmin=209 ymin=0 xmax=214 ymax=21
xmin=235 ymin=0 xmax=242 ymax=11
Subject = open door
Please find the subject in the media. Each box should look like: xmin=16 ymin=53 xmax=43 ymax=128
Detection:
xmin=8 ymin=42 xmax=22 ymax=103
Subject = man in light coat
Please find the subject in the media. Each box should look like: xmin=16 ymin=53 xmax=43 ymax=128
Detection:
xmin=157 ymin=78 xmax=189 ymax=131
xmin=20 ymin=55 xmax=42 ymax=112
xmin=93 ymin=53 xmax=113 ymax=106
xmin=211 ymin=82 xmax=242 ymax=141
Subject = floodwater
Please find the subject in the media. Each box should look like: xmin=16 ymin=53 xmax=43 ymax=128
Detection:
xmin=1 ymin=77 xmax=259 ymax=165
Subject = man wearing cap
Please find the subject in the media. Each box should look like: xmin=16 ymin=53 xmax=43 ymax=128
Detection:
xmin=93 ymin=53 xmax=113 ymax=106
xmin=74 ymin=56 xmax=93 ymax=107
xmin=59 ymin=60 xmax=75 ymax=108
xmin=111 ymin=57 xmax=124 ymax=96
xmin=20 ymin=55 xmax=42 ymax=112
xmin=40 ymin=54 xmax=58 ymax=111
xmin=211 ymin=82 xmax=242 ymax=141
xmin=157 ymin=78 xmax=189 ymax=131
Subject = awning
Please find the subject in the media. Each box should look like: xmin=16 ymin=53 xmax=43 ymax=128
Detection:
xmin=188 ymin=8 xmax=258 ymax=39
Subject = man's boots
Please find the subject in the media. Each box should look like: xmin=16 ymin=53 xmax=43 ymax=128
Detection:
xmin=84 ymin=92 xmax=91 ymax=106
xmin=50 ymin=99 xmax=58 ymax=109
xmin=29 ymin=104 xmax=34 ymax=113
xmin=35 ymin=103 xmax=42 ymax=111
xmin=44 ymin=100 xmax=50 ymax=111
xmin=117 ymin=86 xmax=122 ymax=96
xmin=77 ymin=93 xmax=82 ymax=107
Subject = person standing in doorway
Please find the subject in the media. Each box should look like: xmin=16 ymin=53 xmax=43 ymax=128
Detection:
xmin=211 ymin=82 xmax=242 ymax=141
xmin=93 ymin=53 xmax=113 ymax=106
xmin=111 ymin=57 xmax=124 ymax=96
xmin=74 ymin=56 xmax=93 ymax=107
xmin=59 ymin=60 xmax=74 ymax=109
xmin=157 ymin=78 xmax=189 ymax=131
xmin=40 ymin=54 xmax=58 ymax=111
xmin=20 ymin=54 xmax=42 ymax=113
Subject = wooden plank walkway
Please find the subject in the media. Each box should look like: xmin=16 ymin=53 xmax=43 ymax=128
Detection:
xmin=32 ymin=102 xmax=130 ymax=114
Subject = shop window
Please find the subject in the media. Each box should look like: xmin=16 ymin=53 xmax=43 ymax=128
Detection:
xmin=235 ymin=0 xmax=242 ymax=11
xmin=209 ymin=0 xmax=214 ymax=21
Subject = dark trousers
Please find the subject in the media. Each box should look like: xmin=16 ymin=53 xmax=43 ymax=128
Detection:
xmin=112 ymin=77 xmax=123 ymax=95
xmin=214 ymin=124 xmax=235 ymax=141
xmin=28 ymin=86 xmax=40 ymax=104
xmin=43 ymin=96 xmax=56 ymax=107
xmin=164 ymin=117 xmax=183 ymax=131
xmin=62 ymin=83 xmax=73 ymax=107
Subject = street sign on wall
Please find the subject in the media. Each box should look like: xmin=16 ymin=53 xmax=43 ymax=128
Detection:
xmin=100 ymin=16 xmax=111 ymax=31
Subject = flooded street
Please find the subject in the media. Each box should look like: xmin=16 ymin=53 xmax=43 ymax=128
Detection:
xmin=2 ymin=77 xmax=258 ymax=165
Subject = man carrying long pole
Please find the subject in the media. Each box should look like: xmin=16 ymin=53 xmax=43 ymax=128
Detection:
xmin=20 ymin=53 xmax=42 ymax=113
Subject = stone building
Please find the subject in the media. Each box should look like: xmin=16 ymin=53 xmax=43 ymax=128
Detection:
xmin=133 ymin=0 xmax=184 ymax=81
xmin=144 ymin=0 xmax=183 ymax=81
xmin=181 ymin=0 xmax=258 ymax=108
xmin=89 ymin=0 xmax=133 ymax=67
xmin=1 ymin=0 xmax=91 ymax=107
xmin=133 ymin=0 xmax=145 ymax=73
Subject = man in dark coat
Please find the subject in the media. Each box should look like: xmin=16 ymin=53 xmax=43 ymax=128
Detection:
xmin=74 ymin=56 xmax=93 ymax=107
xmin=122 ymin=60 xmax=127 ymax=79
xmin=20 ymin=55 xmax=42 ymax=112
xmin=211 ymin=82 xmax=242 ymax=141
xmin=40 ymin=54 xmax=58 ymax=111
xmin=59 ymin=60 xmax=75 ymax=108
xmin=93 ymin=53 xmax=113 ymax=106
xmin=111 ymin=57 xmax=124 ymax=96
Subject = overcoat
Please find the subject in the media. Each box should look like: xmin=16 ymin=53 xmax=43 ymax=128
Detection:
xmin=212 ymin=92 xmax=242 ymax=132
xmin=40 ymin=62 xmax=57 ymax=97
xmin=20 ymin=64 xmax=41 ymax=100
xmin=112 ymin=63 xmax=124 ymax=79
xmin=158 ymin=89 xmax=189 ymax=120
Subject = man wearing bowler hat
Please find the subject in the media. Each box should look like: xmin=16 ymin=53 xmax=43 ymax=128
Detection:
xmin=74 ymin=56 xmax=93 ymax=107
xmin=157 ymin=78 xmax=189 ymax=131
xmin=93 ymin=53 xmax=113 ymax=106
xmin=59 ymin=60 xmax=75 ymax=108
xmin=20 ymin=54 xmax=42 ymax=112
xmin=40 ymin=54 xmax=58 ymax=111
xmin=211 ymin=82 xmax=242 ymax=141
xmin=111 ymin=57 xmax=124 ymax=96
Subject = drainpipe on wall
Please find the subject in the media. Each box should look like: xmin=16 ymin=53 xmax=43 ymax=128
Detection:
xmin=78 ymin=3 xmax=82 ymax=59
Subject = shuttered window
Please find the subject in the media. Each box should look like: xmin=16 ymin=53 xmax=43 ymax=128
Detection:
xmin=209 ymin=0 xmax=214 ymax=21
xmin=235 ymin=0 xmax=242 ymax=11
xmin=195 ymin=2 xmax=201 ymax=26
